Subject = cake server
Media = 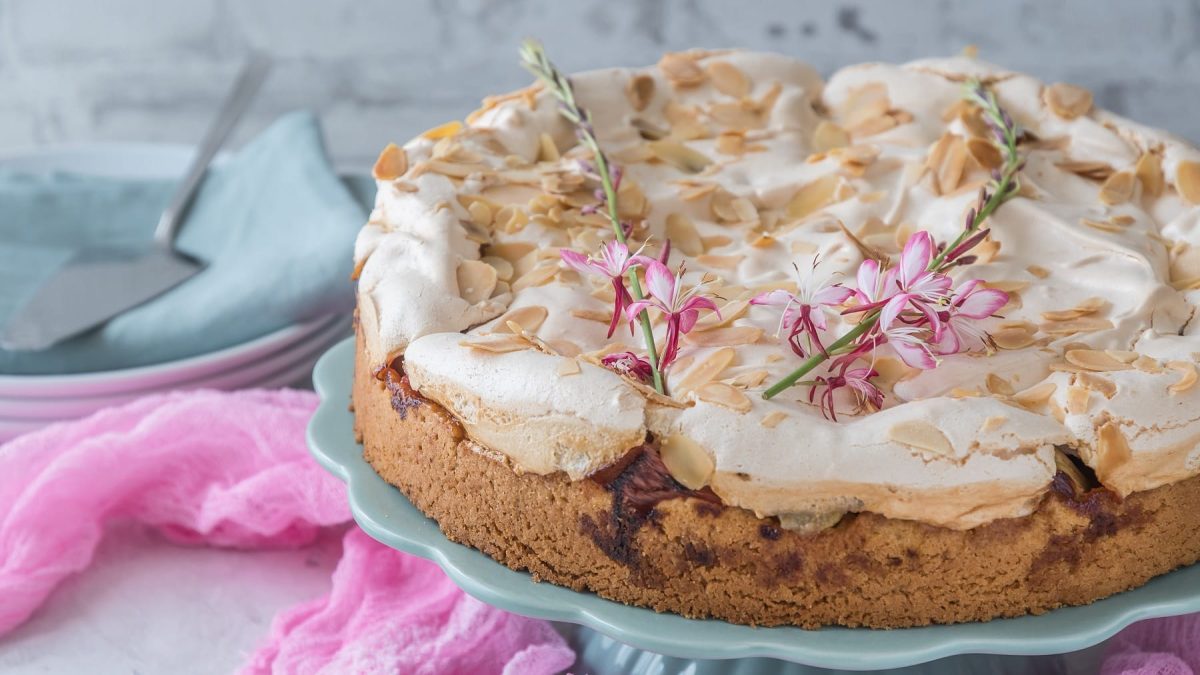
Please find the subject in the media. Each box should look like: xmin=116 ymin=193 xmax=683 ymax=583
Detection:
xmin=1 ymin=56 xmax=272 ymax=351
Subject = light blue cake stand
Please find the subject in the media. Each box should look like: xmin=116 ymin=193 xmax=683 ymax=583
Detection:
xmin=309 ymin=338 xmax=1200 ymax=674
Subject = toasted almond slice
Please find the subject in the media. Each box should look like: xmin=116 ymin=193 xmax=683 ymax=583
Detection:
xmin=696 ymin=381 xmax=752 ymax=412
xmin=693 ymin=300 xmax=749 ymax=331
xmin=658 ymin=52 xmax=706 ymax=88
xmin=1177 ymin=161 xmax=1200 ymax=204
xmin=1134 ymin=355 xmax=1163 ymax=373
xmin=666 ymin=212 xmax=704 ymax=255
xmin=760 ymin=410 xmax=788 ymax=428
xmin=1027 ymin=264 xmax=1051 ymax=279
xmin=1076 ymin=371 xmax=1117 ymax=398
xmin=685 ymin=326 xmax=763 ymax=347
xmin=1135 ymin=152 xmax=1164 ymax=198
xmin=888 ymin=421 xmax=954 ymax=458
xmin=511 ymin=263 xmax=558 ymax=292
xmin=812 ymin=121 xmax=850 ymax=152
xmin=966 ymin=137 xmax=1002 ymax=170
xmin=1066 ymin=384 xmax=1091 ymax=414
xmin=706 ymin=61 xmax=751 ymax=97
xmin=481 ymin=255 xmax=514 ymax=282
xmin=1043 ymin=83 xmax=1093 ymax=119
xmin=536 ymin=133 xmax=560 ymax=162
xmin=1095 ymin=421 xmax=1132 ymax=478
xmin=460 ymin=334 xmax=530 ymax=354
xmin=1041 ymin=297 xmax=1106 ymax=321
xmin=1167 ymin=360 xmax=1198 ymax=393
xmin=467 ymin=200 xmax=494 ymax=229
xmin=492 ymin=305 xmax=548 ymax=334
xmin=456 ymin=260 xmax=499 ymax=304
xmin=372 ymin=143 xmax=408 ymax=180
xmin=1056 ymin=160 xmax=1114 ymax=181
xmin=729 ymin=369 xmax=770 ymax=388
xmin=715 ymin=131 xmax=746 ymax=155
xmin=1065 ymin=349 xmax=1131 ymax=372
xmin=1105 ymin=350 xmax=1139 ymax=364
xmin=786 ymin=174 xmax=840 ymax=219
xmin=933 ymin=136 xmax=967 ymax=195
xmin=986 ymin=373 xmax=1015 ymax=396
xmin=674 ymin=346 xmax=736 ymax=394
xmin=1041 ymin=317 xmax=1114 ymax=335
xmin=1099 ymin=171 xmax=1136 ymax=205
xmin=570 ymin=308 xmax=611 ymax=324
xmin=625 ymin=73 xmax=656 ymax=111
xmin=648 ymin=139 xmax=713 ymax=173
xmin=660 ymin=434 xmax=714 ymax=489
xmin=980 ymin=415 xmax=1008 ymax=433
xmin=1012 ymin=381 xmax=1057 ymax=410
xmin=422 ymin=120 xmax=463 ymax=140
xmin=992 ymin=326 xmax=1037 ymax=350
xmin=556 ymin=358 xmax=581 ymax=376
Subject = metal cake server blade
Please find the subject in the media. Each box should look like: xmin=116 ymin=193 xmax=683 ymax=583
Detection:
xmin=1 ymin=55 xmax=270 ymax=352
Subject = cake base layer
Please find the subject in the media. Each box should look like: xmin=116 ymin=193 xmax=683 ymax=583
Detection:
xmin=352 ymin=329 xmax=1200 ymax=629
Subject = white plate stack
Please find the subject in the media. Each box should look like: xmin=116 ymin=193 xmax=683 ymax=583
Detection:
xmin=0 ymin=143 xmax=354 ymax=442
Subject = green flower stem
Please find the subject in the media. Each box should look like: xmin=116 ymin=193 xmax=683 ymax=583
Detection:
xmin=520 ymin=40 xmax=666 ymax=394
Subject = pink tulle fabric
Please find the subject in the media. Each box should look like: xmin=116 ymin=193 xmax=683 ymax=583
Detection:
xmin=0 ymin=389 xmax=573 ymax=674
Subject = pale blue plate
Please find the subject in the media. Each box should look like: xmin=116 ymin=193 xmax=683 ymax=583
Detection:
xmin=309 ymin=337 xmax=1200 ymax=671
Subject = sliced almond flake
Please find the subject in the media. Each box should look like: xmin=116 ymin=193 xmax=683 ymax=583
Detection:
xmin=1096 ymin=421 xmax=1132 ymax=477
xmin=1167 ymin=360 xmax=1198 ymax=393
xmin=647 ymin=139 xmax=713 ymax=173
xmin=696 ymin=381 xmax=752 ymax=413
xmin=1065 ymin=384 xmax=1091 ymax=414
xmin=1076 ymin=371 xmax=1117 ymax=398
xmin=693 ymin=300 xmax=749 ymax=331
xmin=372 ymin=143 xmax=408 ymax=180
xmin=1105 ymin=350 xmax=1139 ymax=364
xmin=1111 ymin=214 xmax=1136 ymax=226
xmin=421 ymin=120 xmax=463 ymax=140
xmin=888 ymin=421 xmax=954 ymax=458
xmin=511 ymin=263 xmax=558 ymax=292
xmin=730 ymin=197 xmax=758 ymax=222
xmin=986 ymin=373 xmax=1015 ymax=396
xmin=1027 ymin=264 xmax=1051 ymax=279
xmin=1099 ymin=171 xmax=1136 ymax=206
xmin=658 ymin=52 xmax=706 ymax=88
xmin=570 ymin=308 xmax=611 ymax=324
xmin=849 ymin=114 xmax=897 ymax=138
xmin=460 ymin=334 xmax=530 ymax=354
xmin=950 ymin=387 xmax=981 ymax=398
xmin=1056 ymin=160 xmax=1114 ymax=181
xmin=695 ymin=254 xmax=744 ymax=269
xmin=979 ymin=415 xmax=1008 ymax=433
xmin=715 ymin=131 xmax=746 ymax=155
xmin=760 ymin=410 xmax=788 ymax=429
xmin=1012 ymin=381 xmax=1057 ymax=410
xmin=1065 ymin=349 xmax=1131 ymax=372
xmin=837 ymin=219 xmax=888 ymax=262
xmin=840 ymin=82 xmax=891 ymax=131
xmin=659 ymin=434 xmax=714 ymax=490
xmin=674 ymin=346 xmax=736 ymax=394
xmin=1041 ymin=297 xmax=1106 ymax=321
xmin=729 ymin=369 xmax=770 ymax=389
xmin=785 ymin=175 xmax=840 ymax=220
xmin=661 ymin=213 xmax=701 ymax=256
xmin=706 ymin=61 xmax=751 ymax=97
xmin=1040 ymin=317 xmax=1114 ymax=335
xmin=1044 ymin=83 xmax=1093 ymax=119
xmin=1134 ymin=355 xmax=1163 ymax=373
xmin=678 ymin=181 xmax=719 ymax=201
xmin=556 ymin=358 xmax=582 ymax=376
xmin=811 ymin=121 xmax=850 ymax=152
xmin=933 ymin=136 xmax=968 ymax=195
xmin=491 ymin=305 xmax=548 ymax=334
xmin=426 ymin=160 xmax=490 ymax=178
xmin=702 ymin=234 xmax=733 ymax=249
xmin=685 ymin=326 xmax=763 ymax=347
xmin=1081 ymin=217 xmax=1123 ymax=233
xmin=1176 ymin=161 xmax=1200 ymax=204
xmin=965 ymin=137 xmax=1002 ymax=170
xmin=986 ymin=279 xmax=1031 ymax=293
xmin=617 ymin=180 xmax=649 ymax=218
xmin=992 ymin=326 xmax=1037 ymax=350
xmin=456 ymin=260 xmax=499 ymax=304
xmin=536 ymin=133 xmax=560 ymax=162
xmin=1135 ymin=152 xmax=1164 ymax=198
xmin=625 ymin=73 xmax=656 ymax=111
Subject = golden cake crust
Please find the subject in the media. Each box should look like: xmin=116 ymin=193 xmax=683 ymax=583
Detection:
xmin=352 ymin=328 xmax=1200 ymax=629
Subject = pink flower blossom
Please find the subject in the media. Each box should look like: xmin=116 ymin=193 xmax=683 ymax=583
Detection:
xmin=625 ymin=261 xmax=720 ymax=369
xmin=883 ymin=231 xmax=954 ymax=329
xmin=600 ymin=351 xmax=654 ymax=383
xmin=751 ymin=265 xmax=852 ymax=357
xmin=560 ymin=240 xmax=651 ymax=338
xmin=809 ymin=362 xmax=884 ymax=421
xmin=932 ymin=279 xmax=1008 ymax=355
xmin=879 ymin=295 xmax=939 ymax=370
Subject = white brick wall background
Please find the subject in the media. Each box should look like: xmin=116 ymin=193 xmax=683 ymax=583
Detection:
xmin=0 ymin=0 xmax=1197 ymax=169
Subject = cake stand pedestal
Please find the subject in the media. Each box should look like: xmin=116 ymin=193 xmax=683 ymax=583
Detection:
xmin=310 ymin=338 xmax=1199 ymax=673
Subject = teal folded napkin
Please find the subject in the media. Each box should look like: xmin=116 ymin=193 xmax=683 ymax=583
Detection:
xmin=0 ymin=111 xmax=375 ymax=375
